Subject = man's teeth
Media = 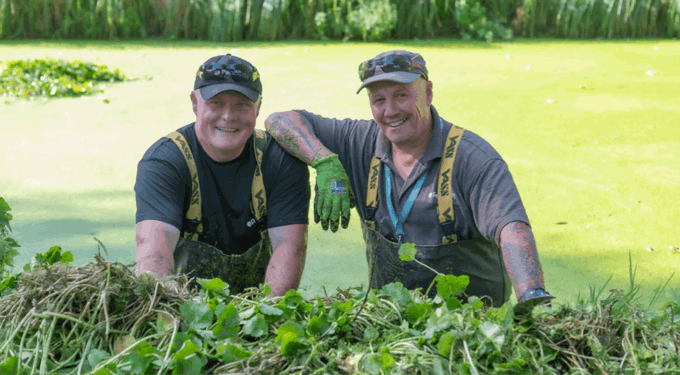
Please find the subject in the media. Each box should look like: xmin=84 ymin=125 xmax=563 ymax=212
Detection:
xmin=388 ymin=118 xmax=408 ymax=127
xmin=216 ymin=128 xmax=237 ymax=133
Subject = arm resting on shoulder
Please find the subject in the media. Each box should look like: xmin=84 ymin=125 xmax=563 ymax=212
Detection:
xmin=135 ymin=220 xmax=180 ymax=277
xmin=499 ymin=221 xmax=546 ymax=299
xmin=266 ymin=224 xmax=308 ymax=296
xmin=265 ymin=111 xmax=333 ymax=165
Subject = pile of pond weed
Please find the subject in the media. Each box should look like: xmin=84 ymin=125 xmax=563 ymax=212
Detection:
xmin=0 ymin=255 xmax=679 ymax=374
xmin=0 ymin=58 xmax=132 ymax=100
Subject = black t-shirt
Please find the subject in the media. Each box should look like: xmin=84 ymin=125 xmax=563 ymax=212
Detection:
xmin=135 ymin=123 xmax=310 ymax=255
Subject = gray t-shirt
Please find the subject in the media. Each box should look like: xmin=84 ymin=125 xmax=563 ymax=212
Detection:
xmin=296 ymin=106 xmax=530 ymax=247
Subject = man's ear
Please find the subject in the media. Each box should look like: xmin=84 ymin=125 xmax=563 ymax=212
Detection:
xmin=190 ymin=90 xmax=199 ymax=115
xmin=426 ymin=80 xmax=433 ymax=107
xmin=256 ymin=97 xmax=263 ymax=117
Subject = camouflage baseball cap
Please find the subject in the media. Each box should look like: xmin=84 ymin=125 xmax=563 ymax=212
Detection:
xmin=356 ymin=50 xmax=428 ymax=94
xmin=194 ymin=54 xmax=262 ymax=102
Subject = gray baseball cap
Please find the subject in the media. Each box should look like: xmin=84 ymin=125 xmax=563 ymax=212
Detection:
xmin=194 ymin=54 xmax=262 ymax=102
xmin=356 ymin=50 xmax=428 ymax=94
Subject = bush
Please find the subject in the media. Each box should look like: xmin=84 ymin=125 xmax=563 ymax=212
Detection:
xmin=456 ymin=0 xmax=513 ymax=42
xmin=347 ymin=0 xmax=397 ymax=41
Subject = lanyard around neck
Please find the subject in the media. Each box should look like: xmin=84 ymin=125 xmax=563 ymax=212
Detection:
xmin=383 ymin=118 xmax=444 ymax=243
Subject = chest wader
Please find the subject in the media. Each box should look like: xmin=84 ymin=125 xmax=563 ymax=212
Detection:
xmin=165 ymin=130 xmax=272 ymax=294
xmin=363 ymin=123 xmax=511 ymax=307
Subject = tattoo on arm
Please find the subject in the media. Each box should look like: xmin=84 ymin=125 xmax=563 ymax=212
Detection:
xmin=499 ymin=221 xmax=546 ymax=298
xmin=265 ymin=112 xmax=333 ymax=165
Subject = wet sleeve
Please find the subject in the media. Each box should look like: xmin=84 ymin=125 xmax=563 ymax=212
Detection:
xmin=264 ymin=141 xmax=311 ymax=228
xmin=134 ymin=141 xmax=187 ymax=230
xmin=467 ymin=159 xmax=530 ymax=247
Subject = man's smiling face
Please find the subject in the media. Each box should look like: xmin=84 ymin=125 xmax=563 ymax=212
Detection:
xmin=191 ymin=90 xmax=261 ymax=162
xmin=367 ymin=78 xmax=433 ymax=148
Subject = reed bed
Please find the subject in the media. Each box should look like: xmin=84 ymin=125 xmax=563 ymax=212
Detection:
xmin=0 ymin=0 xmax=677 ymax=41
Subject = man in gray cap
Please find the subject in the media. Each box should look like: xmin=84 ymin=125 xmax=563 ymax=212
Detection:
xmin=135 ymin=54 xmax=310 ymax=296
xmin=265 ymin=50 xmax=553 ymax=310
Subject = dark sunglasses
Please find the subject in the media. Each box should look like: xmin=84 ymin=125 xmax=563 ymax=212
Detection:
xmin=198 ymin=61 xmax=260 ymax=83
xmin=358 ymin=54 xmax=427 ymax=81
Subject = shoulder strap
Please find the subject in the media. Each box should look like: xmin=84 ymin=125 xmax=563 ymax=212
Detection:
xmin=437 ymin=125 xmax=465 ymax=244
xmin=364 ymin=156 xmax=381 ymax=230
xmin=165 ymin=131 xmax=202 ymax=241
xmin=251 ymin=130 xmax=267 ymax=229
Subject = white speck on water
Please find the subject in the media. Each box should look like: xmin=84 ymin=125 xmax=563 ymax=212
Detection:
xmin=505 ymin=54 xmax=510 ymax=59
xmin=586 ymin=225 xmax=591 ymax=228
xmin=654 ymin=46 xmax=659 ymax=50
xmin=525 ymin=65 xmax=531 ymax=70
xmin=304 ymin=48 xmax=309 ymax=52
xmin=231 ymin=48 xmax=238 ymax=53
xmin=646 ymin=247 xmax=653 ymax=252
xmin=646 ymin=70 xmax=657 ymax=76
xmin=286 ymin=51 xmax=292 ymax=56
xmin=65 ymin=112 xmax=69 ymax=116
xmin=57 ymin=52 xmax=63 ymax=56
xmin=546 ymin=98 xmax=554 ymax=104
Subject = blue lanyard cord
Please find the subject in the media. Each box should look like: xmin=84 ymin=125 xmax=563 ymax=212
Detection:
xmin=384 ymin=166 xmax=427 ymax=243
xmin=382 ymin=117 xmax=444 ymax=242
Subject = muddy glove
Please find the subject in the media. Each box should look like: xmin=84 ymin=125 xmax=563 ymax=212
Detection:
xmin=513 ymin=287 xmax=555 ymax=317
xmin=310 ymin=154 xmax=355 ymax=232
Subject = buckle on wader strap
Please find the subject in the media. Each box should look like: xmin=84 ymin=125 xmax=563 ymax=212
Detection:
xmin=363 ymin=120 xmax=465 ymax=244
xmin=165 ymin=129 xmax=269 ymax=241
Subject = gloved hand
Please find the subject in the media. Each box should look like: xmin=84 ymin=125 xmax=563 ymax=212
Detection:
xmin=513 ymin=287 xmax=555 ymax=317
xmin=310 ymin=154 xmax=355 ymax=232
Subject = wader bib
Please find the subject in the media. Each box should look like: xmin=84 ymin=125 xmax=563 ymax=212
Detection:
xmin=363 ymin=122 xmax=511 ymax=306
xmin=165 ymin=130 xmax=272 ymax=294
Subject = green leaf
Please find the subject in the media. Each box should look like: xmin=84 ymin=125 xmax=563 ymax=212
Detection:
xmin=172 ymin=354 xmax=206 ymax=375
xmin=60 ymin=251 xmax=74 ymax=263
xmin=363 ymin=327 xmax=379 ymax=342
xmin=180 ymin=301 xmax=213 ymax=330
xmin=433 ymin=358 xmax=450 ymax=375
xmin=424 ymin=307 xmax=453 ymax=339
xmin=379 ymin=282 xmax=413 ymax=307
xmin=126 ymin=351 xmax=151 ymax=375
xmin=257 ymin=303 xmax=284 ymax=316
xmin=197 ymin=277 xmax=227 ymax=292
xmin=307 ymin=315 xmax=328 ymax=336
xmin=437 ymin=331 xmax=455 ymax=356
xmin=213 ymin=303 xmax=240 ymax=339
xmin=398 ymin=242 xmax=417 ymax=261
xmin=358 ymin=353 xmax=382 ymax=375
xmin=445 ymin=297 xmax=463 ymax=310
xmin=262 ymin=282 xmax=272 ymax=296
xmin=436 ymin=274 xmax=469 ymax=299
xmin=381 ymin=352 xmax=396 ymax=371
xmin=406 ymin=302 xmax=431 ymax=325
xmin=0 ymin=356 xmax=19 ymax=375
xmin=281 ymin=289 xmax=304 ymax=308
xmin=243 ymin=313 xmax=268 ymax=338
xmin=87 ymin=348 xmax=110 ymax=369
xmin=44 ymin=246 xmax=62 ymax=265
xmin=479 ymin=321 xmax=505 ymax=350
xmin=276 ymin=321 xmax=307 ymax=356
xmin=173 ymin=340 xmax=200 ymax=361
xmin=218 ymin=344 xmax=253 ymax=363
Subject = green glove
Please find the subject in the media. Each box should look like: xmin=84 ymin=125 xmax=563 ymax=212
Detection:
xmin=311 ymin=154 xmax=355 ymax=232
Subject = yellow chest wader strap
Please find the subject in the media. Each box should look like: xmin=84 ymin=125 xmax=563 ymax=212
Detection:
xmin=438 ymin=125 xmax=465 ymax=244
xmin=251 ymin=129 xmax=268 ymax=239
xmin=364 ymin=156 xmax=381 ymax=231
xmin=166 ymin=131 xmax=203 ymax=241
xmin=363 ymin=124 xmax=465 ymax=244
xmin=165 ymin=130 xmax=268 ymax=241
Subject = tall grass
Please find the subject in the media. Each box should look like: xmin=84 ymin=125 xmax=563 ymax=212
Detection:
xmin=0 ymin=0 xmax=678 ymax=41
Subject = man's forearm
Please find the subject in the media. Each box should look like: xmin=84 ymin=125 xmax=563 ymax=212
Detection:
xmin=136 ymin=242 xmax=174 ymax=277
xmin=499 ymin=221 xmax=546 ymax=299
xmin=265 ymin=241 xmax=307 ymax=297
xmin=265 ymin=111 xmax=333 ymax=165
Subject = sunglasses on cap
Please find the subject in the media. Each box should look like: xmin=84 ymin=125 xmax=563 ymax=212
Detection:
xmin=358 ymin=54 xmax=428 ymax=82
xmin=197 ymin=60 xmax=260 ymax=83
